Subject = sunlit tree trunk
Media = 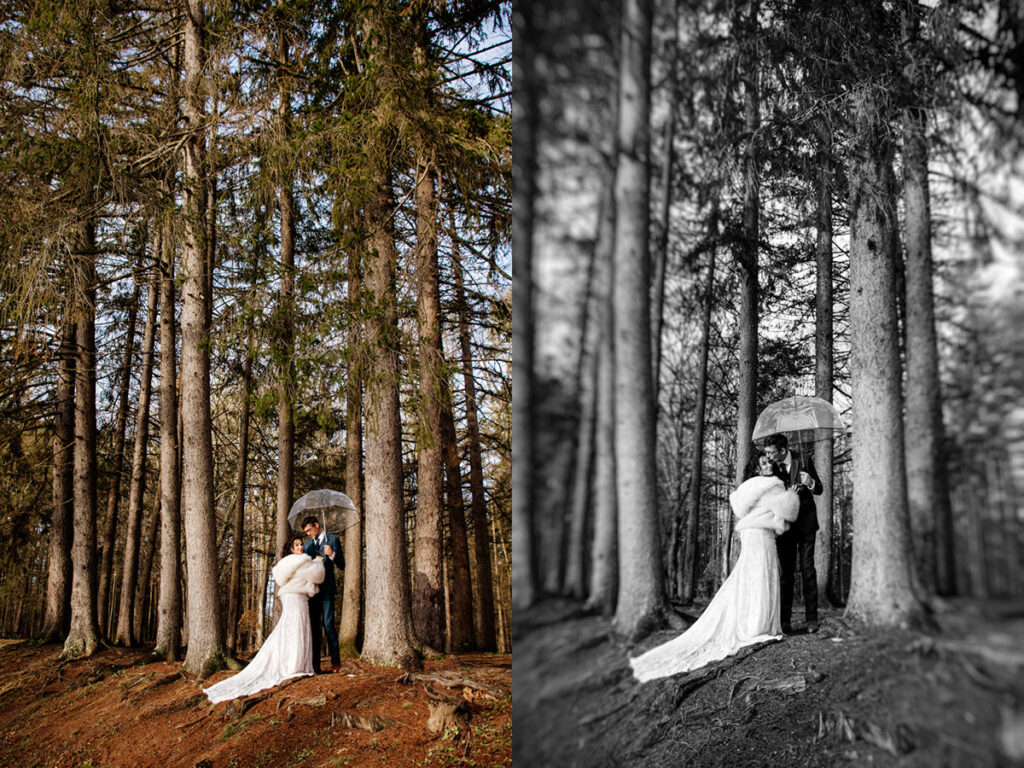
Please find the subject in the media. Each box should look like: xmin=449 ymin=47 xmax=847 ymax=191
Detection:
xmin=360 ymin=150 xmax=420 ymax=669
xmin=42 ymin=316 xmax=76 ymax=643
xmin=63 ymin=221 xmax=101 ymax=660
xmin=115 ymin=260 xmax=160 ymax=645
xmin=339 ymin=251 xmax=364 ymax=654
xmin=154 ymin=213 xmax=182 ymax=661
xmin=611 ymin=0 xmax=665 ymax=639
xmin=179 ymin=0 xmax=227 ymax=677
xmin=844 ymin=88 xmax=928 ymax=629
xmin=275 ymin=21 xmax=296 ymax=562
xmin=412 ymin=143 xmax=445 ymax=652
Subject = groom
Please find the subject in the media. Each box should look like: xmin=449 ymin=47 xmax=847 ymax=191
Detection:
xmin=763 ymin=433 xmax=823 ymax=635
xmin=302 ymin=516 xmax=344 ymax=673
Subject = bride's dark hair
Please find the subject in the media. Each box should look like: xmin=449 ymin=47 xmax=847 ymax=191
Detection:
xmin=282 ymin=535 xmax=304 ymax=559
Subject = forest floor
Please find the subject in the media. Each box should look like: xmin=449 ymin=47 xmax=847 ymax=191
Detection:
xmin=514 ymin=596 xmax=1024 ymax=767
xmin=0 ymin=641 xmax=510 ymax=768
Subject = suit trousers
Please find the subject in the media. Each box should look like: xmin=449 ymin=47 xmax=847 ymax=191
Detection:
xmin=308 ymin=592 xmax=340 ymax=668
xmin=776 ymin=529 xmax=818 ymax=624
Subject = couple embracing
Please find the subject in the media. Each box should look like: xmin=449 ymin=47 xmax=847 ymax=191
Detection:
xmin=204 ymin=517 xmax=344 ymax=703
xmin=631 ymin=433 xmax=822 ymax=683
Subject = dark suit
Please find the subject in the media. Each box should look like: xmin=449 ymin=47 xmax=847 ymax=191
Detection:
xmin=304 ymin=532 xmax=344 ymax=668
xmin=774 ymin=450 xmax=822 ymax=625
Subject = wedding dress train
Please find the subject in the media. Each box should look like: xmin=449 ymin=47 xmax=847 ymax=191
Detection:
xmin=204 ymin=554 xmax=324 ymax=704
xmin=630 ymin=476 xmax=800 ymax=683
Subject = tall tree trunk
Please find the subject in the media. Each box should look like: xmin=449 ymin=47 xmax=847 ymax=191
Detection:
xmin=453 ymin=251 xmax=496 ymax=649
xmin=813 ymin=121 xmax=835 ymax=607
xmin=134 ymin=488 xmax=160 ymax=642
xmin=225 ymin=330 xmax=253 ymax=654
xmin=412 ymin=146 xmax=445 ymax=652
xmin=42 ymin=316 xmax=76 ymax=643
xmin=275 ymin=22 xmax=296 ymax=563
xmin=681 ymin=205 xmax=718 ymax=604
xmin=62 ymin=221 xmax=101 ymax=659
xmin=587 ymin=183 xmax=618 ymax=614
xmin=339 ymin=253 xmax=364 ymax=654
xmin=511 ymin=0 xmax=539 ymax=609
xmin=359 ymin=158 xmax=420 ymax=671
xmin=901 ymin=2 xmax=955 ymax=597
xmin=844 ymin=88 xmax=928 ymax=629
xmin=97 ymin=267 xmax=141 ymax=637
xmin=440 ymin=371 xmax=475 ymax=651
xmin=154 ymin=213 xmax=182 ymax=660
xmin=611 ymin=0 xmax=664 ymax=638
xmin=730 ymin=0 xmax=760 ymax=578
xmin=114 ymin=260 xmax=160 ymax=645
xmin=180 ymin=0 xmax=226 ymax=677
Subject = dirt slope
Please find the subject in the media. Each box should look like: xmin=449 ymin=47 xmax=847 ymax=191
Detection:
xmin=0 ymin=642 xmax=511 ymax=768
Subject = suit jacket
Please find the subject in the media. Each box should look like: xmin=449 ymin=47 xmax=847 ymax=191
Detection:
xmin=304 ymin=532 xmax=344 ymax=598
xmin=779 ymin=449 xmax=822 ymax=537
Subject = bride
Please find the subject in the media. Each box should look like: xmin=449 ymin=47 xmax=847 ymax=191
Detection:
xmin=630 ymin=453 xmax=800 ymax=683
xmin=204 ymin=535 xmax=325 ymax=703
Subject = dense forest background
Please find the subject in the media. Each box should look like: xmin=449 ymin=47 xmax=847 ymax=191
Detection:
xmin=0 ymin=0 xmax=512 ymax=676
xmin=514 ymin=0 xmax=1023 ymax=625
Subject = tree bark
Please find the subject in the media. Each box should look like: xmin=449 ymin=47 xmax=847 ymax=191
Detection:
xmin=134 ymin=487 xmax=160 ymax=643
xmin=440 ymin=370 xmax=475 ymax=651
xmin=339 ymin=253 xmax=363 ymax=654
xmin=813 ymin=121 xmax=835 ymax=607
xmin=114 ymin=259 xmax=160 ymax=645
xmin=453 ymin=250 xmax=496 ymax=649
xmin=154 ymin=213 xmax=182 ymax=661
xmin=412 ymin=144 xmax=445 ymax=652
xmin=275 ymin=21 xmax=296 ymax=563
xmin=97 ymin=265 xmax=141 ymax=637
xmin=359 ymin=155 xmax=420 ymax=671
xmin=225 ymin=330 xmax=253 ymax=654
xmin=611 ymin=0 xmax=664 ymax=639
xmin=62 ymin=221 xmax=101 ymax=659
xmin=511 ymin=0 xmax=539 ymax=610
xmin=179 ymin=0 xmax=227 ymax=677
xmin=901 ymin=2 xmax=955 ymax=597
xmin=587 ymin=184 xmax=618 ymax=614
xmin=730 ymin=0 xmax=760 ymax=578
xmin=42 ymin=316 xmax=76 ymax=643
xmin=844 ymin=88 xmax=928 ymax=629
xmin=681 ymin=205 xmax=718 ymax=604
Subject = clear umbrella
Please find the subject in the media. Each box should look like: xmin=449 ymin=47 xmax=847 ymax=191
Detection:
xmin=752 ymin=395 xmax=848 ymax=447
xmin=288 ymin=489 xmax=359 ymax=536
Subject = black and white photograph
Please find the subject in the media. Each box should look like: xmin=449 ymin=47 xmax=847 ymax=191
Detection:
xmin=513 ymin=0 xmax=1024 ymax=765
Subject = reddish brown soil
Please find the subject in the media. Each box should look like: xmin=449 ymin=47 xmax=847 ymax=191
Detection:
xmin=514 ymin=598 xmax=1024 ymax=767
xmin=0 ymin=643 xmax=510 ymax=768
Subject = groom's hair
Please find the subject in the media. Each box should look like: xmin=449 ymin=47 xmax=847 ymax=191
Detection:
xmin=764 ymin=433 xmax=789 ymax=449
xmin=302 ymin=516 xmax=320 ymax=529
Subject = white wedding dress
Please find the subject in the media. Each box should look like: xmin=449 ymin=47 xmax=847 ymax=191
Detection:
xmin=630 ymin=476 xmax=800 ymax=683
xmin=204 ymin=553 xmax=324 ymax=703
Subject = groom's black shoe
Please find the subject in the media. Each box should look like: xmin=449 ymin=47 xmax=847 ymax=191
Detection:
xmin=781 ymin=622 xmax=794 ymax=635
xmin=806 ymin=620 xmax=820 ymax=634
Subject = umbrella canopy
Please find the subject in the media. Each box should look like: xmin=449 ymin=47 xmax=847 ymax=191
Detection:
xmin=288 ymin=489 xmax=359 ymax=535
xmin=752 ymin=395 xmax=847 ymax=445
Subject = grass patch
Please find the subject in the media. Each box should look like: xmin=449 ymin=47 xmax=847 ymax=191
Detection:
xmin=220 ymin=712 xmax=265 ymax=740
